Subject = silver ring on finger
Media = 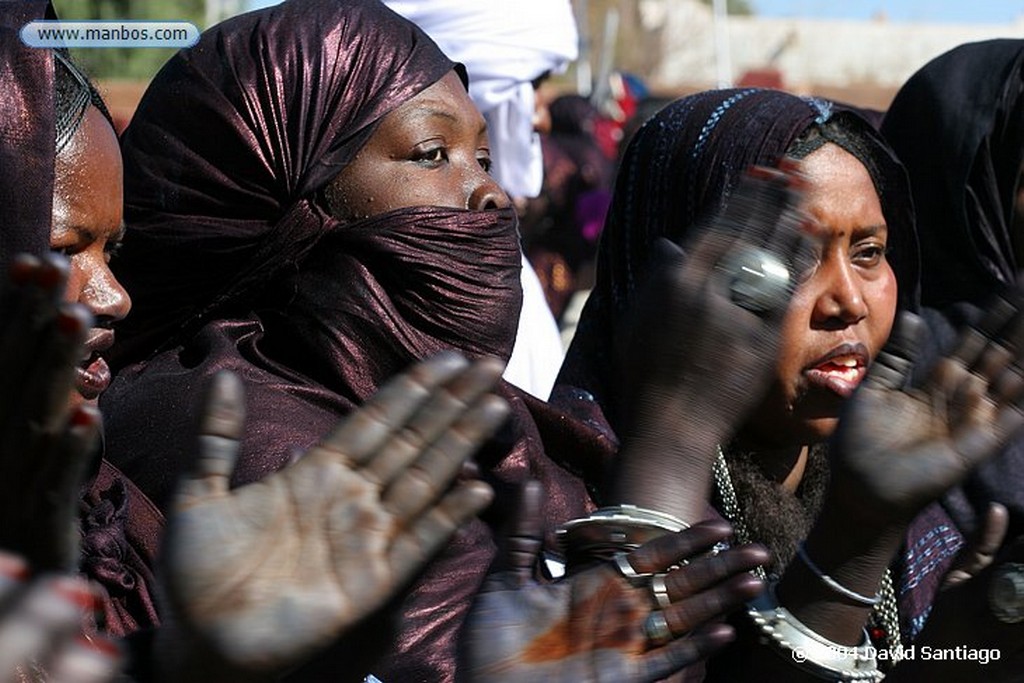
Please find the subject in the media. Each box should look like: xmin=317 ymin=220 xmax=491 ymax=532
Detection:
xmin=612 ymin=552 xmax=652 ymax=586
xmin=644 ymin=610 xmax=673 ymax=647
xmin=650 ymin=573 xmax=672 ymax=609
xmin=718 ymin=245 xmax=791 ymax=315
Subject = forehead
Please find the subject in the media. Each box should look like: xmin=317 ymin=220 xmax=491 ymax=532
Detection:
xmin=376 ymin=70 xmax=485 ymax=137
xmin=798 ymin=143 xmax=884 ymax=226
xmin=52 ymin=106 xmax=123 ymax=235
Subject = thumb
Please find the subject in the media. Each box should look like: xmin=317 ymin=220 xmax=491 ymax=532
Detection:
xmin=942 ymin=502 xmax=1009 ymax=589
xmin=179 ymin=371 xmax=246 ymax=502
xmin=865 ymin=310 xmax=925 ymax=390
xmin=503 ymin=480 xmax=545 ymax=587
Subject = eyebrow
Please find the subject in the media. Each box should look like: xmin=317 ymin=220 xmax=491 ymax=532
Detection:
xmin=402 ymin=103 xmax=488 ymax=136
xmin=851 ymin=224 xmax=887 ymax=238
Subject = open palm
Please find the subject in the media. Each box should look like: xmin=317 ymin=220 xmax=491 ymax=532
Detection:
xmin=162 ymin=354 xmax=506 ymax=672
xmin=832 ymin=302 xmax=1024 ymax=524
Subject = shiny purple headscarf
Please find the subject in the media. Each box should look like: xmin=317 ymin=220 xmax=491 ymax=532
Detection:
xmin=102 ymin=1 xmax=594 ymax=678
xmin=0 ymin=1 xmax=54 ymax=270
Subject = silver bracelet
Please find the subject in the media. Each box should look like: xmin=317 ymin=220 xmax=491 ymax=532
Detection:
xmin=748 ymin=588 xmax=884 ymax=681
xmin=796 ymin=542 xmax=880 ymax=607
xmin=557 ymin=505 xmax=690 ymax=557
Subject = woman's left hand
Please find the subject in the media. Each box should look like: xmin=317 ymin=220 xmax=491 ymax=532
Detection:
xmin=161 ymin=354 xmax=506 ymax=676
xmin=461 ymin=484 xmax=768 ymax=682
xmin=0 ymin=254 xmax=100 ymax=572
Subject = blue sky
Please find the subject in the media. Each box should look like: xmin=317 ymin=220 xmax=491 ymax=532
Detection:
xmin=752 ymin=0 xmax=1023 ymax=24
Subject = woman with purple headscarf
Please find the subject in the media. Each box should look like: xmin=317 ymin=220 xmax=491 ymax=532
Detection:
xmin=101 ymin=1 xmax=772 ymax=680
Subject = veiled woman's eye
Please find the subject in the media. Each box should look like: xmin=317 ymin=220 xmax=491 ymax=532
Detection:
xmin=412 ymin=146 xmax=448 ymax=166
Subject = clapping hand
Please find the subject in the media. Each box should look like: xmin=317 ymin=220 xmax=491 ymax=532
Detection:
xmin=0 ymin=254 xmax=100 ymax=572
xmin=460 ymin=483 xmax=768 ymax=683
xmin=0 ymin=550 xmax=120 ymax=683
xmin=831 ymin=297 xmax=1024 ymax=527
xmin=161 ymin=353 xmax=507 ymax=674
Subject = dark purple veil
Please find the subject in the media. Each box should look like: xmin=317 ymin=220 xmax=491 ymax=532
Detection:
xmin=101 ymin=1 xmax=596 ymax=678
xmin=556 ymin=89 xmax=918 ymax=429
xmin=883 ymin=40 xmax=1024 ymax=538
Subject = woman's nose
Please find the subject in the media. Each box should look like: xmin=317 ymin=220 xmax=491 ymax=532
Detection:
xmin=78 ymin=257 xmax=132 ymax=323
xmin=468 ymin=175 xmax=512 ymax=211
xmin=812 ymin=260 xmax=868 ymax=327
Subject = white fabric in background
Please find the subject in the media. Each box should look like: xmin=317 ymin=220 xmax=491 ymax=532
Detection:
xmin=382 ymin=0 xmax=578 ymax=199
xmin=382 ymin=0 xmax=577 ymax=398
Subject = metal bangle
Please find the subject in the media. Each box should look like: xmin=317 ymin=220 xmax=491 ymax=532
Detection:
xmin=796 ymin=542 xmax=880 ymax=607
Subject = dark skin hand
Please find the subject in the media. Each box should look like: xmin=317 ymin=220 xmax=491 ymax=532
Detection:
xmin=460 ymin=481 xmax=769 ymax=683
xmin=0 ymin=254 xmax=100 ymax=572
xmin=159 ymin=353 xmax=507 ymax=679
xmin=611 ymin=163 xmax=815 ymax=524
xmin=775 ymin=296 xmax=1024 ymax=660
xmin=0 ymin=551 xmax=121 ymax=683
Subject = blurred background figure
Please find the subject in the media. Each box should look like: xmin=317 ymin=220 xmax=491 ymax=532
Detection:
xmin=383 ymin=0 xmax=579 ymax=400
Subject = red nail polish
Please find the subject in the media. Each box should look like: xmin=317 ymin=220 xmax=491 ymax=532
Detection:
xmin=71 ymin=406 xmax=99 ymax=427
xmin=53 ymin=579 xmax=98 ymax=611
xmin=0 ymin=552 xmax=30 ymax=580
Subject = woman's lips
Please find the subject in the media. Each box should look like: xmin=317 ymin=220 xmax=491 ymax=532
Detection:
xmin=803 ymin=343 xmax=870 ymax=399
xmin=75 ymin=356 xmax=111 ymax=400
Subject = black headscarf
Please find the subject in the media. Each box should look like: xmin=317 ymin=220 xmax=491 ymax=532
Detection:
xmin=558 ymin=89 xmax=918 ymax=427
xmin=883 ymin=39 xmax=1024 ymax=537
xmin=101 ymin=1 xmax=595 ymax=678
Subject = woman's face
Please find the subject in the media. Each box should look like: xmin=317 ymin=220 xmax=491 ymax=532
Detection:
xmin=326 ymin=70 xmax=510 ymax=218
xmin=50 ymin=105 xmax=131 ymax=409
xmin=742 ymin=142 xmax=897 ymax=447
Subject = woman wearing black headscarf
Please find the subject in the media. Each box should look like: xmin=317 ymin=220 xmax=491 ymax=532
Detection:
xmin=882 ymin=40 xmax=1024 ymax=540
xmin=101 ymin=1 xmax=771 ymax=680
xmin=553 ymin=88 xmax=1024 ymax=680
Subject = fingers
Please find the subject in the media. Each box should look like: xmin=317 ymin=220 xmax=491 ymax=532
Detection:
xmin=178 ymin=371 xmax=246 ymax=501
xmin=387 ymin=480 xmax=494 ymax=587
xmin=637 ymin=623 xmax=735 ymax=681
xmin=0 ymin=574 xmax=100 ymax=679
xmin=943 ymin=502 xmax=1009 ymax=589
xmin=380 ymin=393 xmax=509 ymax=520
xmin=314 ymin=352 xmax=470 ymax=466
xmin=865 ymin=310 xmax=925 ymax=391
xmin=952 ymin=293 xmax=1019 ymax=369
xmin=504 ymin=480 xmax=545 ymax=587
xmin=662 ymin=572 xmax=764 ymax=635
xmin=661 ymin=544 xmax=769 ymax=601
xmin=625 ymin=520 xmax=734 ymax=574
xmin=46 ymin=635 xmax=122 ymax=683
xmin=364 ymin=357 xmax=506 ymax=486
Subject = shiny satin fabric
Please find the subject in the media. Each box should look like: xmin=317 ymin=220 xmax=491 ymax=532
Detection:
xmin=101 ymin=0 xmax=600 ymax=678
xmin=0 ymin=1 xmax=55 ymax=270
xmin=0 ymin=1 xmax=162 ymax=637
xmin=882 ymin=40 xmax=1024 ymax=538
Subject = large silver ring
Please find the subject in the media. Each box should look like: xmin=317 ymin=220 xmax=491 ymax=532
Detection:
xmin=612 ymin=552 xmax=652 ymax=586
xmin=644 ymin=610 xmax=673 ymax=647
xmin=989 ymin=562 xmax=1024 ymax=624
xmin=717 ymin=245 xmax=791 ymax=315
xmin=650 ymin=573 xmax=672 ymax=609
